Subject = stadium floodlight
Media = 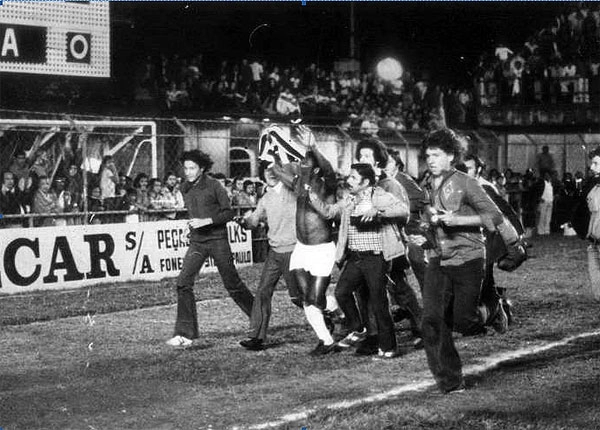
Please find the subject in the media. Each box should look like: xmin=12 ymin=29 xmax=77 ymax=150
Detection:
xmin=376 ymin=57 xmax=403 ymax=81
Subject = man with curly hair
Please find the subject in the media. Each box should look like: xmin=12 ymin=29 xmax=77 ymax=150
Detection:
xmin=416 ymin=129 xmax=520 ymax=393
xmin=166 ymin=150 xmax=254 ymax=348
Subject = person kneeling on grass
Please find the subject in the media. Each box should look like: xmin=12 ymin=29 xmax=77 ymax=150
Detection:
xmin=235 ymin=167 xmax=303 ymax=351
xmin=308 ymin=163 xmax=409 ymax=359
xmin=166 ymin=150 xmax=254 ymax=348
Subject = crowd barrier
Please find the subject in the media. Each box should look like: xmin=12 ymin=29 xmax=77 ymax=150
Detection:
xmin=0 ymin=219 xmax=254 ymax=295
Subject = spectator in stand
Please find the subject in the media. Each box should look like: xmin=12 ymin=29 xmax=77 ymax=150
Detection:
xmin=255 ymin=180 xmax=266 ymax=200
xmin=124 ymin=188 xmax=141 ymax=223
xmin=239 ymin=58 xmax=253 ymax=93
xmin=521 ymin=168 xmax=538 ymax=238
xmin=231 ymin=176 xmax=245 ymax=202
xmin=9 ymin=150 xmax=30 ymax=183
xmin=147 ymin=177 xmax=167 ymax=220
xmin=249 ymin=57 xmax=264 ymax=92
xmin=148 ymin=178 xmax=164 ymax=208
xmin=536 ymin=171 xmax=555 ymax=235
xmin=161 ymin=171 xmax=185 ymax=219
xmin=0 ymin=171 xmax=26 ymax=228
xmin=537 ymin=146 xmax=556 ymax=177
xmin=99 ymin=156 xmax=118 ymax=200
xmin=29 ymin=150 xmax=50 ymax=186
xmin=133 ymin=173 xmax=151 ymax=211
xmin=87 ymin=185 xmax=104 ymax=224
xmin=232 ymin=179 xmax=257 ymax=207
xmin=276 ymin=86 xmax=301 ymax=116
xmin=268 ymin=66 xmax=281 ymax=84
xmin=32 ymin=176 xmax=58 ymax=227
xmin=98 ymin=155 xmax=120 ymax=222
xmin=66 ymin=164 xmax=83 ymax=209
xmin=117 ymin=172 xmax=133 ymax=196
xmin=53 ymin=177 xmax=73 ymax=226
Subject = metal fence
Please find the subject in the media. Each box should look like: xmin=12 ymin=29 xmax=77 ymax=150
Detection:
xmin=2 ymin=110 xmax=599 ymax=233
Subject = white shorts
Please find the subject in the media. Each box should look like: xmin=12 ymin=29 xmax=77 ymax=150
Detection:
xmin=289 ymin=241 xmax=336 ymax=277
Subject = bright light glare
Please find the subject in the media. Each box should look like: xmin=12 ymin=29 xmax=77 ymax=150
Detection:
xmin=376 ymin=57 xmax=403 ymax=81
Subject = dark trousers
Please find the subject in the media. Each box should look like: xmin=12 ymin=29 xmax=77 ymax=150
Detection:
xmin=407 ymin=242 xmax=426 ymax=291
xmin=174 ymin=238 xmax=254 ymax=339
xmin=387 ymin=253 xmax=423 ymax=337
xmin=422 ymin=257 xmax=484 ymax=392
xmin=335 ymin=252 xmax=396 ymax=352
xmin=249 ymin=249 xmax=300 ymax=341
xmin=480 ymin=235 xmax=501 ymax=318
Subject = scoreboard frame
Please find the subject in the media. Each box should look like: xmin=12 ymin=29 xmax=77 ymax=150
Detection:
xmin=0 ymin=1 xmax=109 ymax=77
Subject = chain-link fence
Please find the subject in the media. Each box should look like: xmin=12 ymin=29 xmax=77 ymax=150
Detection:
xmin=2 ymin=110 xmax=599 ymax=234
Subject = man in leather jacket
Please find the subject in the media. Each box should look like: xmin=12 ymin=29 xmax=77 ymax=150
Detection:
xmin=415 ymin=129 xmax=520 ymax=394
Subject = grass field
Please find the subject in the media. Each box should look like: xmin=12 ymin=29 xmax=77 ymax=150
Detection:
xmin=1 ymin=234 xmax=599 ymax=430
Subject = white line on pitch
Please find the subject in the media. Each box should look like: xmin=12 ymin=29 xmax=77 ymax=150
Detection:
xmin=241 ymin=328 xmax=600 ymax=430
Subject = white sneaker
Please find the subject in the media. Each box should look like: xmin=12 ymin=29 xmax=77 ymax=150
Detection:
xmin=166 ymin=335 xmax=192 ymax=348
xmin=337 ymin=329 xmax=368 ymax=348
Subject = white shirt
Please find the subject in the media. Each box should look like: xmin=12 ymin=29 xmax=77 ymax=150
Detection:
xmin=541 ymin=180 xmax=553 ymax=203
xmin=495 ymin=47 xmax=513 ymax=61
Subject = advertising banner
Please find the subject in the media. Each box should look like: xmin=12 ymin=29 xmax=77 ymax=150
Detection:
xmin=0 ymin=221 xmax=253 ymax=295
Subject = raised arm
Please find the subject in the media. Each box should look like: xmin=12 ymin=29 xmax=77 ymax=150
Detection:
xmin=271 ymin=162 xmax=300 ymax=191
xmin=307 ymin=190 xmax=344 ymax=220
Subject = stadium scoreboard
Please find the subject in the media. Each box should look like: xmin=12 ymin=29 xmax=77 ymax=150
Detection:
xmin=0 ymin=1 xmax=109 ymax=77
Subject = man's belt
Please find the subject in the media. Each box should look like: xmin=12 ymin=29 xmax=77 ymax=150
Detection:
xmin=347 ymin=249 xmax=382 ymax=257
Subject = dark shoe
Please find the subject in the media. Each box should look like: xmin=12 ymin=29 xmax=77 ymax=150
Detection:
xmin=309 ymin=340 xmax=341 ymax=356
xmin=501 ymin=298 xmax=513 ymax=326
xmin=442 ymin=381 xmax=466 ymax=394
xmin=240 ymin=337 xmax=264 ymax=351
xmin=290 ymin=297 xmax=304 ymax=309
xmin=354 ymin=336 xmax=379 ymax=356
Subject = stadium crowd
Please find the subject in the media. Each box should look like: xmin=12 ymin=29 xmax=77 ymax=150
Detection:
xmin=0 ymin=137 xmax=592 ymax=239
xmin=475 ymin=2 xmax=600 ymax=106
xmin=0 ymin=146 xmax=269 ymax=227
xmin=134 ymin=53 xmax=470 ymax=132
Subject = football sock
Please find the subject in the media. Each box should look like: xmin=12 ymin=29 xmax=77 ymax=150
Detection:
xmin=304 ymin=305 xmax=334 ymax=345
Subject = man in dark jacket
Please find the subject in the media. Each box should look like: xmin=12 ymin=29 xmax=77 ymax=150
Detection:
xmin=166 ymin=150 xmax=254 ymax=348
xmin=416 ymin=129 xmax=520 ymax=394
xmin=0 ymin=171 xmax=26 ymax=228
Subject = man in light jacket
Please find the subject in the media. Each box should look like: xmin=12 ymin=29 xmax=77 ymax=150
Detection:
xmin=236 ymin=167 xmax=301 ymax=350
xmin=308 ymin=163 xmax=409 ymax=358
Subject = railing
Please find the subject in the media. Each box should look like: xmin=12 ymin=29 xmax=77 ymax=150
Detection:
xmin=478 ymin=103 xmax=600 ymax=128
xmin=0 ymin=206 xmax=269 ymax=262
